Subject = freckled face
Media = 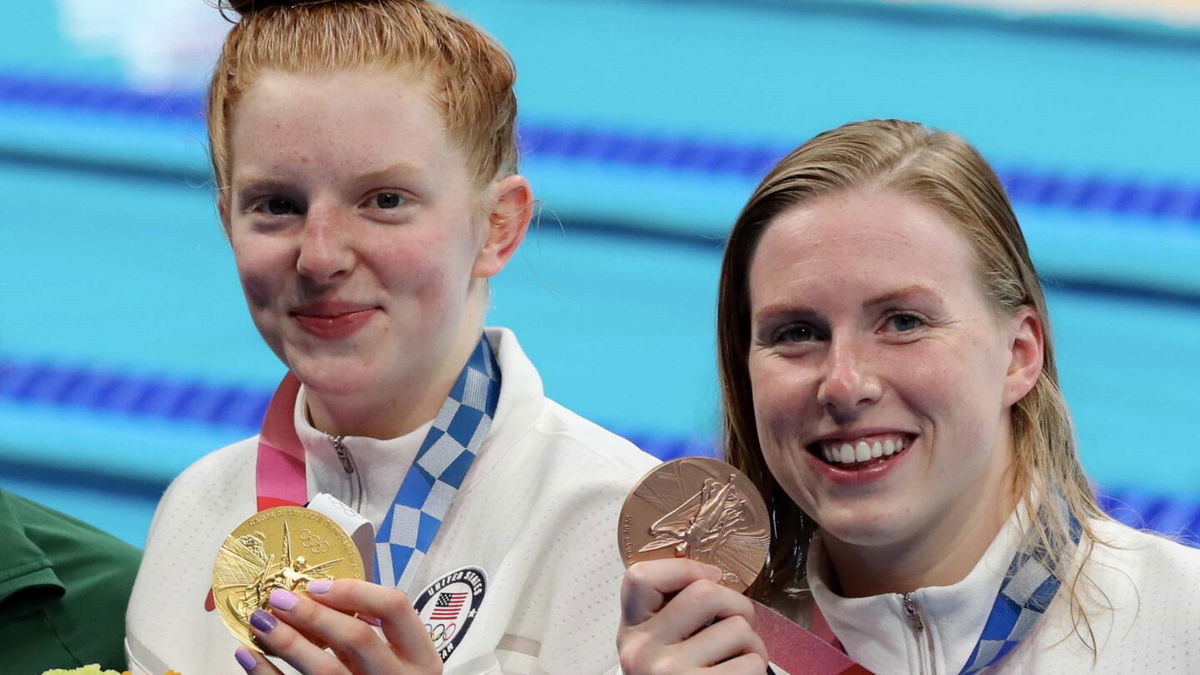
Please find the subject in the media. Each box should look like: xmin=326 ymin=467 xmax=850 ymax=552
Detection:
xmin=746 ymin=189 xmax=1019 ymax=549
xmin=224 ymin=69 xmax=487 ymax=407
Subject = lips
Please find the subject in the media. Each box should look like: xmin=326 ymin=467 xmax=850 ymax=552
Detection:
xmin=290 ymin=301 xmax=379 ymax=339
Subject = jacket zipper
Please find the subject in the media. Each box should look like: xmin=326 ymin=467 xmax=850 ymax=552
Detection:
xmin=329 ymin=434 xmax=363 ymax=513
xmin=903 ymin=592 xmax=935 ymax=675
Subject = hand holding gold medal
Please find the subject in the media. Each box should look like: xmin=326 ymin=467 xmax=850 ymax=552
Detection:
xmin=617 ymin=458 xmax=870 ymax=675
xmin=210 ymin=506 xmax=442 ymax=674
xmin=212 ymin=506 xmax=366 ymax=649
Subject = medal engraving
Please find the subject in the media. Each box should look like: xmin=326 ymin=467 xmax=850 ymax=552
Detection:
xmin=213 ymin=506 xmax=365 ymax=648
xmin=619 ymin=457 xmax=769 ymax=592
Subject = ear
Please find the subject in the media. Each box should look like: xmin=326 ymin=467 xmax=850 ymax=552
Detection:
xmin=1002 ymin=306 xmax=1044 ymax=407
xmin=473 ymin=174 xmax=534 ymax=279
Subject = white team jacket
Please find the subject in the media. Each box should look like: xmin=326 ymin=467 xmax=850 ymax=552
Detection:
xmin=791 ymin=508 xmax=1200 ymax=674
xmin=125 ymin=328 xmax=658 ymax=674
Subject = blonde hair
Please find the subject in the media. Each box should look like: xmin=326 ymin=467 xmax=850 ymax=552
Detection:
xmin=717 ymin=119 xmax=1106 ymax=641
xmin=208 ymin=0 xmax=518 ymax=192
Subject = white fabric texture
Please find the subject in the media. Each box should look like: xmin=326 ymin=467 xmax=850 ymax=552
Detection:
xmin=125 ymin=328 xmax=658 ymax=674
xmin=796 ymin=509 xmax=1200 ymax=674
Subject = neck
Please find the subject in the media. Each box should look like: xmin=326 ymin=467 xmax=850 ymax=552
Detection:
xmin=306 ymin=328 xmax=484 ymax=440
xmin=823 ymin=469 xmax=1020 ymax=599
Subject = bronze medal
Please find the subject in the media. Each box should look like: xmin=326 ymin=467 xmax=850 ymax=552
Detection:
xmin=212 ymin=506 xmax=365 ymax=648
xmin=618 ymin=457 xmax=769 ymax=593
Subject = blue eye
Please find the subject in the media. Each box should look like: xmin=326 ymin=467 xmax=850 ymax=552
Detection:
xmin=374 ymin=192 xmax=405 ymax=209
xmin=886 ymin=313 xmax=924 ymax=332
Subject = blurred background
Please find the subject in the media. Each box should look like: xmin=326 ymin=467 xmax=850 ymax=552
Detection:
xmin=1 ymin=0 xmax=1198 ymax=546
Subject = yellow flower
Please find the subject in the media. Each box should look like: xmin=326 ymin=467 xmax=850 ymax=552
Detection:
xmin=40 ymin=662 xmax=181 ymax=667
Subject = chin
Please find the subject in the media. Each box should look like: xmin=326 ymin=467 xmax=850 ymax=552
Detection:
xmin=812 ymin=501 xmax=915 ymax=549
xmin=285 ymin=353 xmax=381 ymax=399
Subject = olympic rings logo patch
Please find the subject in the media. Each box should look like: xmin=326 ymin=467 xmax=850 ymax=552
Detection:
xmin=427 ymin=622 xmax=457 ymax=643
xmin=413 ymin=566 xmax=486 ymax=662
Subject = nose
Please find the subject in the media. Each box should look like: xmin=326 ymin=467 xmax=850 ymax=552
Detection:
xmin=816 ymin=337 xmax=882 ymax=419
xmin=295 ymin=206 xmax=354 ymax=283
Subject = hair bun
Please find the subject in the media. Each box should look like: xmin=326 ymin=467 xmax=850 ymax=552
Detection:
xmin=219 ymin=0 xmax=321 ymax=15
xmin=219 ymin=0 xmax=422 ymax=16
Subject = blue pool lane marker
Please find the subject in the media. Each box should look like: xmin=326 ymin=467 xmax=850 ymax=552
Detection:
xmin=0 ymin=358 xmax=269 ymax=432
xmin=1 ymin=72 xmax=1199 ymax=226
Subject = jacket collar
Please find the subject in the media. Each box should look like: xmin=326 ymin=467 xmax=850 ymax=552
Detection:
xmin=287 ymin=327 xmax=542 ymax=501
xmin=807 ymin=506 xmax=1027 ymax=673
xmin=0 ymin=490 xmax=65 ymax=610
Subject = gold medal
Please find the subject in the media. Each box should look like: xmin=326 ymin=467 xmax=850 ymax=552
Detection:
xmin=212 ymin=506 xmax=365 ymax=648
xmin=618 ymin=457 xmax=769 ymax=592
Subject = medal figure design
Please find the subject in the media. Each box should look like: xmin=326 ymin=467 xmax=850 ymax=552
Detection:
xmin=619 ymin=457 xmax=769 ymax=592
xmin=213 ymin=506 xmax=365 ymax=648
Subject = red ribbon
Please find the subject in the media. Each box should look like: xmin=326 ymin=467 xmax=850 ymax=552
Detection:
xmin=750 ymin=600 xmax=870 ymax=674
xmin=205 ymin=373 xmax=308 ymax=612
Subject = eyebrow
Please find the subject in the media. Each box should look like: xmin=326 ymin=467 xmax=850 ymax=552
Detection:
xmin=753 ymin=284 xmax=943 ymax=323
xmin=232 ymin=162 xmax=425 ymax=190
xmin=752 ymin=303 xmax=818 ymax=325
xmin=861 ymin=284 xmax=944 ymax=310
xmin=230 ymin=175 xmax=288 ymax=192
xmin=356 ymin=162 xmax=424 ymax=184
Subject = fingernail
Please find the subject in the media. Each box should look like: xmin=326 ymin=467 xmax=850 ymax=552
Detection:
xmin=307 ymin=578 xmax=333 ymax=594
xmin=269 ymin=588 xmax=299 ymax=611
xmin=235 ymin=647 xmax=258 ymax=671
xmin=705 ymin=564 xmax=724 ymax=580
xmin=357 ymin=613 xmax=383 ymax=626
xmin=250 ymin=609 xmax=277 ymax=633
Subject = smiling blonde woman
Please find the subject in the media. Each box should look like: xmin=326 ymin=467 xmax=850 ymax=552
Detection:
xmin=617 ymin=120 xmax=1200 ymax=674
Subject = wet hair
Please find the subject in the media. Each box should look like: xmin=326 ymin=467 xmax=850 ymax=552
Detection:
xmin=208 ymin=0 xmax=518 ymax=193
xmin=718 ymin=119 xmax=1107 ymax=647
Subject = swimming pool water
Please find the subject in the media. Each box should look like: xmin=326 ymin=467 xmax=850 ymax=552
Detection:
xmin=1 ymin=0 xmax=1198 ymax=545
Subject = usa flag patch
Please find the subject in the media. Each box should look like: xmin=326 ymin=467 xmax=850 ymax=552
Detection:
xmin=414 ymin=566 xmax=487 ymax=662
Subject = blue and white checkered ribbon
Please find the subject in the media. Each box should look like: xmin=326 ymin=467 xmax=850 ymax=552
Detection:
xmin=960 ymin=505 xmax=1082 ymax=673
xmin=373 ymin=335 xmax=501 ymax=592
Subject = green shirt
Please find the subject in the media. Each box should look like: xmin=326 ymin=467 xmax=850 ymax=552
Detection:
xmin=0 ymin=488 xmax=141 ymax=673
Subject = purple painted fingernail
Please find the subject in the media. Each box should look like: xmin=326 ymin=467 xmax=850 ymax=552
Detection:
xmin=269 ymin=588 xmax=299 ymax=611
xmin=250 ymin=609 xmax=277 ymax=633
xmin=307 ymin=578 xmax=333 ymax=594
xmin=235 ymin=647 xmax=257 ymax=671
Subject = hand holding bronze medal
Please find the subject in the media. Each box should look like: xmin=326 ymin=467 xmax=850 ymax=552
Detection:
xmin=618 ymin=456 xmax=770 ymax=591
xmin=618 ymin=457 xmax=871 ymax=674
xmin=212 ymin=506 xmax=365 ymax=649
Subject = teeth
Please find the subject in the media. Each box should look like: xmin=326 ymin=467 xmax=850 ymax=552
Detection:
xmin=817 ymin=435 xmax=910 ymax=465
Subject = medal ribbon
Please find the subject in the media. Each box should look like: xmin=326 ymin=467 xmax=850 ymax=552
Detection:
xmin=205 ymin=372 xmax=310 ymax=613
xmin=255 ymin=373 xmax=307 ymax=511
xmin=254 ymin=335 xmax=501 ymax=592
xmin=959 ymin=508 xmax=1081 ymax=673
xmin=810 ymin=505 xmax=1081 ymax=674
